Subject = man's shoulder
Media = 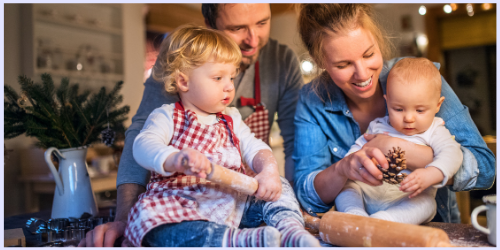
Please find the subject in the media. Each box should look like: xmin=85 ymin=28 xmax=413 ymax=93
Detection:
xmin=264 ymin=38 xmax=291 ymax=51
xmin=262 ymin=38 xmax=298 ymax=61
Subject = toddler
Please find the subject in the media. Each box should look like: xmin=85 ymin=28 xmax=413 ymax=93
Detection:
xmin=335 ymin=57 xmax=463 ymax=224
xmin=124 ymin=25 xmax=319 ymax=247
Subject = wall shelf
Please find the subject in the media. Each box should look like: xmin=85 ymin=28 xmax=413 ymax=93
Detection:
xmin=21 ymin=4 xmax=124 ymax=88
xmin=35 ymin=15 xmax=122 ymax=36
xmin=34 ymin=68 xmax=124 ymax=82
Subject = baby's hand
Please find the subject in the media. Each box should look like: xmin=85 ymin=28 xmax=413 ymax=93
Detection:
xmin=399 ymin=168 xmax=433 ymax=198
xmin=254 ymin=169 xmax=282 ymax=202
xmin=172 ymin=148 xmax=211 ymax=179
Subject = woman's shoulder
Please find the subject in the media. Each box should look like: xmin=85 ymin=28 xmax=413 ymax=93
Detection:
xmin=300 ymin=74 xmax=345 ymax=108
xmin=299 ymin=79 xmax=325 ymax=106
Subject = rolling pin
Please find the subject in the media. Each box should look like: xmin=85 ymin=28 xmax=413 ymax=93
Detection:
xmin=182 ymin=157 xmax=258 ymax=196
xmin=304 ymin=211 xmax=453 ymax=247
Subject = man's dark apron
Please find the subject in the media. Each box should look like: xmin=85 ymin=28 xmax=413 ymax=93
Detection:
xmin=239 ymin=61 xmax=270 ymax=145
xmin=239 ymin=61 xmax=271 ymax=177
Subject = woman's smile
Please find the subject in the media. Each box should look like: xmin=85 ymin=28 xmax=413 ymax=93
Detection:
xmin=352 ymin=76 xmax=373 ymax=90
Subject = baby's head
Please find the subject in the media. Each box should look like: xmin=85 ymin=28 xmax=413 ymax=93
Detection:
xmin=152 ymin=25 xmax=241 ymax=115
xmin=385 ymin=57 xmax=445 ymax=136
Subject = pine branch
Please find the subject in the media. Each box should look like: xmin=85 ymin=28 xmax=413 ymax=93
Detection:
xmin=4 ymin=75 xmax=130 ymax=148
xmin=17 ymin=75 xmax=37 ymax=107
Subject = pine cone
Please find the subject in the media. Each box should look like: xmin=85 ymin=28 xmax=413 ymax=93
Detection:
xmin=101 ymin=127 xmax=116 ymax=147
xmin=375 ymin=147 xmax=407 ymax=185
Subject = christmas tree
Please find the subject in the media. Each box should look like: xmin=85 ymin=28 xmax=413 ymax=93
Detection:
xmin=4 ymin=74 xmax=130 ymax=149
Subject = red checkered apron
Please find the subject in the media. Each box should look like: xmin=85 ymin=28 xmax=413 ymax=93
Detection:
xmin=125 ymin=102 xmax=249 ymax=246
xmin=240 ymin=61 xmax=270 ymax=145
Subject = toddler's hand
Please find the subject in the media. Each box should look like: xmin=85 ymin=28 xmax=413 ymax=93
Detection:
xmin=172 ymin=148 xmax=211 ymax=179
xmin=254 ymin=169 xmax=282 ymax=202
xmin=399 ymin=168 xmax=433 ymax=198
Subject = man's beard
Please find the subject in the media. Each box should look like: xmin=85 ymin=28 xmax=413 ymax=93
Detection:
xmin=240 ymin=54 xmax=258 ymax=71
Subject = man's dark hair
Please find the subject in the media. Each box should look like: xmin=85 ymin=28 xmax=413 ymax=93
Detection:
xmin=201 ymin=4 xmax=220 ymax=29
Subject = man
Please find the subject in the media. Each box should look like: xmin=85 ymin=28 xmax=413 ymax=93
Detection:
xmin=79 ymin=3 xmax=303 ymax=247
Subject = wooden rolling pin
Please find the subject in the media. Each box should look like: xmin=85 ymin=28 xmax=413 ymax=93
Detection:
xmin=207 ymin=163 xmax=258 ymax=196
xmin=182 ymin=157 xmax=258 ymax=196
xmin=304 ymin=211 xmax=453 ymax=247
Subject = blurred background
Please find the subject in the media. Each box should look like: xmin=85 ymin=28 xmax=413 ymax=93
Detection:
xmin=3 ymin=4 xmax=496 ymax=225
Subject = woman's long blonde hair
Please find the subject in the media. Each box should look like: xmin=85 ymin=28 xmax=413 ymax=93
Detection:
xmin=152 ymin=25 xmax=242 ymax=94
xmin=297 ymin=4 xmax=393 ymax=68
xmin=296 ymin=4 xmax=394 ymax=102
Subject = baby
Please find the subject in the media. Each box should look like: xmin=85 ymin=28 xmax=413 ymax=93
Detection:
xmin=124 ymin=25 xmax=319 ymax=247
xmin=335 ymin=57 xmax=463 ymax=224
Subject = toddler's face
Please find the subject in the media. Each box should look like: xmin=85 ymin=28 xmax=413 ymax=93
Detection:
xmin=385 ymin=77 xmax=444 ymax=136
xmin=180 ymin=61 xmax=237 ymax=116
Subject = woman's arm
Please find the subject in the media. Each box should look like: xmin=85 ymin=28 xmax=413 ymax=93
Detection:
xmin=313 ymin=147 xmax=386 ymax=205
xmin=438 ymin=77 xmax=495 ymax=191
xmin=293 ymin=91 xmax=338 ymax=214
xmin=293 ymin=90 xmax=386 ymax=214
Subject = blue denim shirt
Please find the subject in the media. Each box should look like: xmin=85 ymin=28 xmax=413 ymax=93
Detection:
xmin=293 ymin=57 xmax=496 ymax=223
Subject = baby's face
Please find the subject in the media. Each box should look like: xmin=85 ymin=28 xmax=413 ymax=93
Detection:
xmin=385 ymin=76 xmax=444 ymax=136
xmin=179 ymin=61 xmax=237 ymax=116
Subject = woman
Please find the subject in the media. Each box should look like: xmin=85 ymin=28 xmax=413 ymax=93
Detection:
xmin=293 ymin=4 xmax=495 ymax=223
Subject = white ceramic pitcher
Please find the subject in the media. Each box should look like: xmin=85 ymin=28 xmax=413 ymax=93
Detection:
xmin=44 ymin=146 xmax=98 ymax=219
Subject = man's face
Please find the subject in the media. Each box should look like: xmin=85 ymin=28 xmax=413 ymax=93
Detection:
xmin=213 ymin=4 xmax=271 ymax=70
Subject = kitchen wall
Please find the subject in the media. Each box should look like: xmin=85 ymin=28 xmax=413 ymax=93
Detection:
xmin=373 ymin=4 xmax=429 ymax=58
xmin=4 ymin=4 xmax=146 ymax=216
xmin=4 ymin=4 xmax=26 ymax=217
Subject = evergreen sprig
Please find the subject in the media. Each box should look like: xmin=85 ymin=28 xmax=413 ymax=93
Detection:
xmin=4 ymin=74 xmax=130 ymax=149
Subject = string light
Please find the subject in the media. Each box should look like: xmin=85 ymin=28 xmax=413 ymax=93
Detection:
xmin=416 ymin=34 xmax=428 ymax=54
xmin=419 ymin=5 xmax=427 ymax=15
xmin=482 ymin=3 xmax=492 ymax=11
xmin=466 ymin=3 xmax=474 ymax=16
xmin=416 ymin=34 xmax=428 ymax=48
xmin=450 ymin=3 xmax=458 ymax=11
xmin=301 ymin=60 xmax=314 ymax=75
xmin=443 ymin=4 xmax=452 ymax=13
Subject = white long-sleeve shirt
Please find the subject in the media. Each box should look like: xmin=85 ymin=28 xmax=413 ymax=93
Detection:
xmin=133 ymin=103 xmax=271 ymax=176
xmin=347 ymin=116 xmax=463 ymax=187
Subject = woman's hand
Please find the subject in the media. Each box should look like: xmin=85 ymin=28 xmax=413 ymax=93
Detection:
xmin=363 ymin=133 xmax=399 ymax=155
xmin=364 ymin=133 xmax=433 ymax=170
xmin=314 ymin=146 xmax=388 ymax=205
xmin=166 ymin=148 xmax=212 ymax=179
xmin=338 ymin=146 xmax=388 ymax=186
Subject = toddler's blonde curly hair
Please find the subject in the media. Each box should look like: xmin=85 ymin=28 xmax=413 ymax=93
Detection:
xmin=152 ymin=25 xmax=242 ymax=94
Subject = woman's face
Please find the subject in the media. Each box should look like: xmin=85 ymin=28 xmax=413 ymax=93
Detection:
xmin=321 ymin=27 xmax=384 ymax=102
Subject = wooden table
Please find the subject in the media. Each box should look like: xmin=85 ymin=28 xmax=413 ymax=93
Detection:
xmin=309 ymin=222 xmax=493 ymax=247
xmin=5 ymin=207 xmax=493 ymax=247
xmin=425 ymin=222 xmax=492 ymax=247
xmin=18 ymin=171 xmax=117 ymax=213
